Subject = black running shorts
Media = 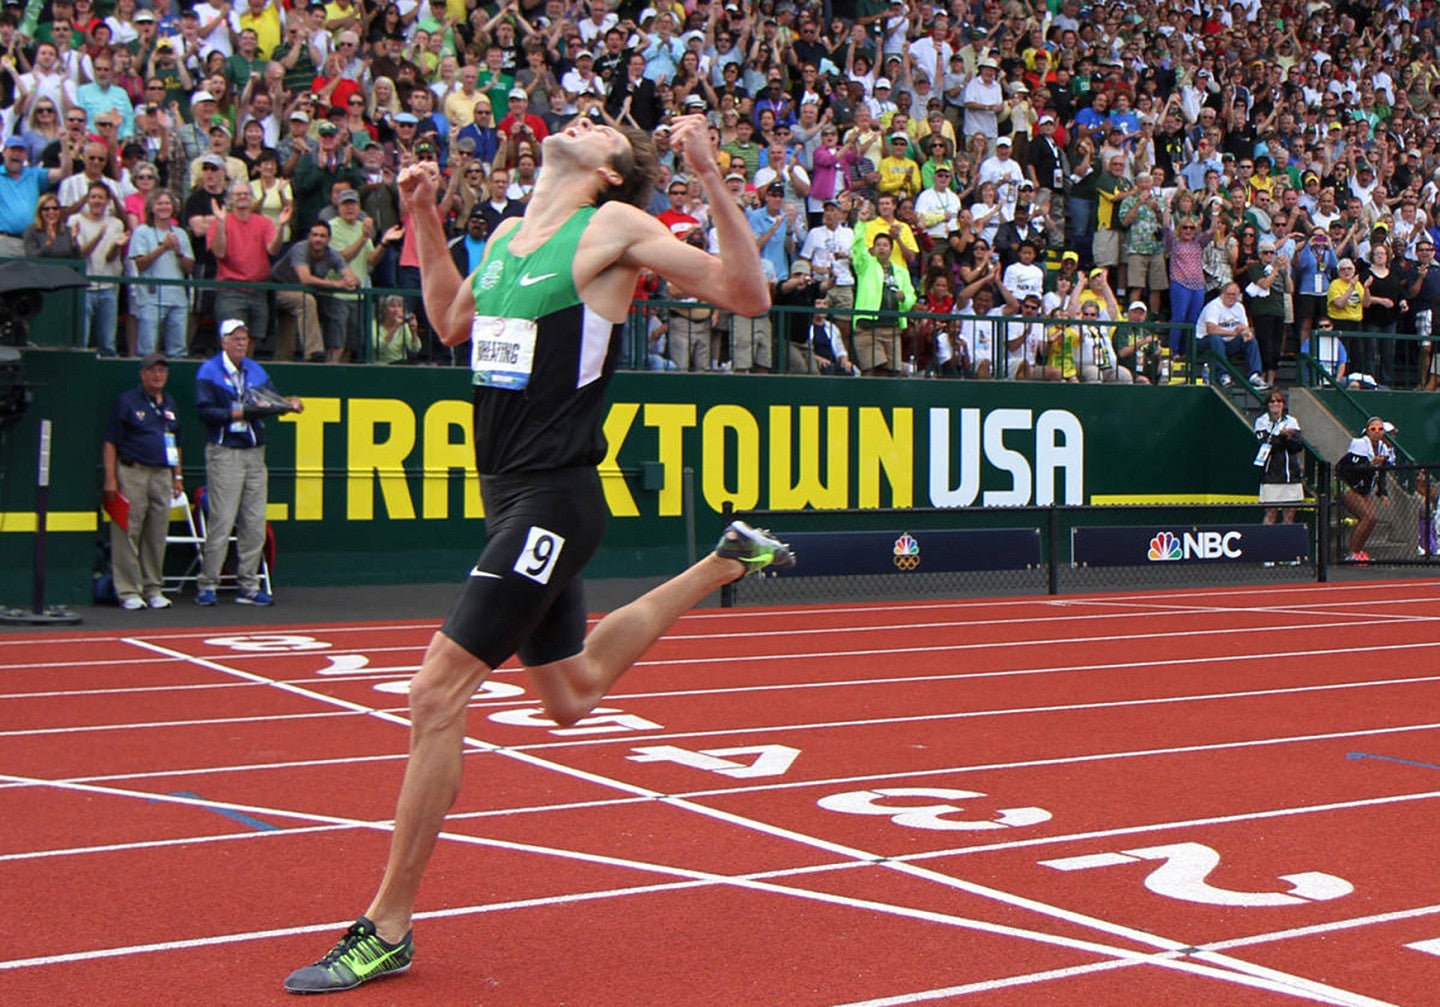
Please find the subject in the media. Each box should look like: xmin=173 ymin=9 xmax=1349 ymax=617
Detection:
xmin=440 ymin=466 xmax=607 ymax=669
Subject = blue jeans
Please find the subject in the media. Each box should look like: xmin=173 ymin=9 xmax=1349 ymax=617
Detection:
xmin=1203 ymin=333 xmax=1263 ymax=376
xmin=134 ymin=300 xmax=189 ymax=357
xmin=85 ymin=286 xmax=118 ymax=355
xmin=1168 ymin=283 xmax=1206 ymax=355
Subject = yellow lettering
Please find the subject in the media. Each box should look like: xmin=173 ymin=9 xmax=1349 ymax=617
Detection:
xmin=643 ymin=402 xmax=697 ymax=516
xmin=422 ymin=400 xmax=483 ymax=520
xmin=346 ymin=399 xmax=417 ymax=520
xmin=857 ymin=407 xmax=913 ymax=508
xmin=701 ymin=405 xmax=760 ymax=512
xmin=768 ymin=405 xmax=849 ymax=509
xmin=598 ymin=402 xmax=640 ymax=517
xmin=281 ymin=398 xmax=340 ymax=521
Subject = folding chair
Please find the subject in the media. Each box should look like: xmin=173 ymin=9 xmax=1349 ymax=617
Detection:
xmin=162 ymin=490 xmax=204 ymax=595
xmin=165 ymin=486 xmax=274 ymax=596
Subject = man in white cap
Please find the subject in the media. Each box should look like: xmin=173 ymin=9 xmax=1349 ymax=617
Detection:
xmin=193 ymin=319 xmax=303 ymax=607
xmin=979 ymin=134 xmax=1024 ymax=216
xmin=497 ymin=84 xmax=550 ymax=141
xmin=961 ymin=57 xmax=1004 ymax=145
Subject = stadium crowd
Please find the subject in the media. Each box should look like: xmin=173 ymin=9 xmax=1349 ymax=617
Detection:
xmin=0 ymin=0 xmax=1437 ymax=383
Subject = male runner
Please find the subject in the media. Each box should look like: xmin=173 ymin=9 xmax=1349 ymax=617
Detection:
xmin=284 ymin=114 xmax=794 ymax=994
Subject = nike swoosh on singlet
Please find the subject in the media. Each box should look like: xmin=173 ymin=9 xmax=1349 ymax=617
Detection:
xmin=469 ymin=567 xmax=502 ymax=579
xmin=518 ymin=272 xmax=557 ymax=287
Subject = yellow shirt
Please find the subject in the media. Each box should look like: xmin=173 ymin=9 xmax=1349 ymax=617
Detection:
xmin=861 ymin=217 xmax=919 ymax=269
xmin=877 ymin=155 xmax=921 ymax=199
xmin=1327 ymin=276 xmax=1365 ymax=323
xmin=237 ymin=4 xmax=282 ymax=59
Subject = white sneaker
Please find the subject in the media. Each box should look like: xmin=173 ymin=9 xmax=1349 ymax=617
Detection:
xmin=147 ymin=595 xmax=173 ymax=610
xmin=119 ymin=596 xmax=145 ymax=611
xmin=1249 ymin=373 xmax=1269 ymax=389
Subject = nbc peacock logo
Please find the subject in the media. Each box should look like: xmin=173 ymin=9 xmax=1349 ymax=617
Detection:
xmin=893 ymin=532 xmax=921 ymax=571
xmin=1148 ymin=531 xmax=1183 ymax=561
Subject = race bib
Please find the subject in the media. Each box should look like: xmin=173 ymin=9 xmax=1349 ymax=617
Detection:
xmin=471 ymin=315 xmax=538 ymax=390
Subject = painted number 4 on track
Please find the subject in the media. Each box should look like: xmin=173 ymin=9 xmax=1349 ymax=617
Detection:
xmin=627 ymin=745 xmax=801 ymax=778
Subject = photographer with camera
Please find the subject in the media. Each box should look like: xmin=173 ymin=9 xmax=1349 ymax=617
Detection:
xmin=1253 ymin=389 xmax=1304 ymax=525
xmin=1338 ymin=416 xmax=1396 ymax=563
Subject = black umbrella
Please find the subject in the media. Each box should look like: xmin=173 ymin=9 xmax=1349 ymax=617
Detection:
xmin=0 ymin=258 xmax=88 ymax=293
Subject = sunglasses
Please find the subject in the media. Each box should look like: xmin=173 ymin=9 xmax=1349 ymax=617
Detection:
xmin=135 ymin=173 xmax=156 ymax=180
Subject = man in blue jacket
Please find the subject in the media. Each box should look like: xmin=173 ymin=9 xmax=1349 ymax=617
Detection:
xmin=193 ymin=319 xmax=303 ymax=606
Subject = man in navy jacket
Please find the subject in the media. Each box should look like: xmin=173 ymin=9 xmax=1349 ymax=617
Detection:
xmin=193 ymin=319 xmax=303 ymax=606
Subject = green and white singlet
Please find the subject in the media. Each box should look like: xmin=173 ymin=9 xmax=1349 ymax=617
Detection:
xmin=468 ymin=206 xmax=624 ymax=475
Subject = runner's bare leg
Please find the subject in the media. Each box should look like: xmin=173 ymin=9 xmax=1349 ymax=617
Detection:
xmin=363 ymin=553 xmax=744 ymax=942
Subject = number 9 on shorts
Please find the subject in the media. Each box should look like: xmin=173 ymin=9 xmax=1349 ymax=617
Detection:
xmin=514 ymin=526 xmax=566 ymax=585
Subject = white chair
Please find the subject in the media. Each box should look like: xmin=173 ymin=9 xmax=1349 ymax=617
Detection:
xmin=164 ymin=488 xmax=272 ymax=595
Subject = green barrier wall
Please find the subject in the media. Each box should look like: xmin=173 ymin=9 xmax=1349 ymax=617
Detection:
xmin=2 ymin=349 xmax=1419 ymax=604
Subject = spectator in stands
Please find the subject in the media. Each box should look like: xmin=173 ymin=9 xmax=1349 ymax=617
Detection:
xmin=129 ymin=188 xmax=195 ymax=359
xmin=271 ymin=220 xmax=357 ymax=363
xmin=74 ymin=50 xmax=135 ymax=137
xmin=72 ymin=181 xmax=128 ymax=356
xmin=102 ymin=353 xmax=184 ymax=610
xmin=292 ymin=121 xmax=364 ymax=237
xmin=1118 ymin=173 xmax=1166 ymax=317
xmin=0 ymin=137 xmax=66 ymax=258
xmin=851 ymin=229 xmax=915 ymax=376
xmin=1195 ymin=282 xmax=1265 ymax=389
xmin=193 ymin=319 xmax=302 ymax=607
xmin=372 ymin=295 xmax=420 ymax=365
xmin=1299 ymin=317 xmax=1348 ymax=386
xmin=210 ymin=178 xmax=289 ymax=352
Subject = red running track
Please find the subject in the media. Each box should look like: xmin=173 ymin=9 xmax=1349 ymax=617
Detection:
xmin=3 ymin=580 xmax=1440 ymax=1006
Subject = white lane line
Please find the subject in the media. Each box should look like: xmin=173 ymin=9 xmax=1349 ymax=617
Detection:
xmin=0 ymin=577 xmax=1433 ymax=651
xmin=1204 ymin=903 xmax=1440 ymax=953
xmin=0 ymin=773 xmax=1395 ymax=1007
xmin=93 ymin=638 xmax=1393 ymax=1006
xmin=11 ymin=633 xmax=1440 ymax=739
xmin=6 ymin=660 xmax=1437 ymax=743
xmin=5 ymin=593 xmax=1438 ymax=675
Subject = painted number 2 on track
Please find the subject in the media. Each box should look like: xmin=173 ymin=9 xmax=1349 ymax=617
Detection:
xmin=1041 ymin=843 xmax=1353 ymax=907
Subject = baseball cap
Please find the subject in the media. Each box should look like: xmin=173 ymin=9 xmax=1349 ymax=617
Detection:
xmin=415 ymin=139 xmax=437 ymax=153
xmin=288 ymin=110 xmax=310 ymax=123
xmin=134 ymin=8 xmax=155 ymax=21
xmin=766 ymin=182 xmax=785 ymax=195
xmin=201 ymin=153 xmax=226 ymax=169
xmin=1039 ymin=115 xmax=1056 ymax=125
xmin=219 ymin=319 xmax=248 ymax=338
xmin=139 ymin=352 xmax=168 ymax=369
xmin=1259 ymin=239 xmax=1276 ymax=251
xmin=889 ymin=132 xmax=908 ymax=143
xmin=394 ymin=112 xmax=419 ymax=124
xmin=724 ymin=171 xmax=745 ymax=182
xmin=317 ymin=121 xmax=338 ymax=135
xmin=875 ymin=77 xmax=892 ymax=89
xmin=995 ymin=135 xmax=1012 ymax=146
xmin=1062 ymin=250 xmax=1079 ymax=263
xmin=337 ymin=188 xmax=359 ymax=202
xmin=575 ymin=48 xmax=594 ymax=59
xmin=190 ymin=90 xmax=217 ymax=107
xmin=2 ymin=135 xmax=26 ymax=150
xmin=684 ymin=94 xmax=706 ymax=108
xmin=508 ymin=86 xmax=528 ymax=101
